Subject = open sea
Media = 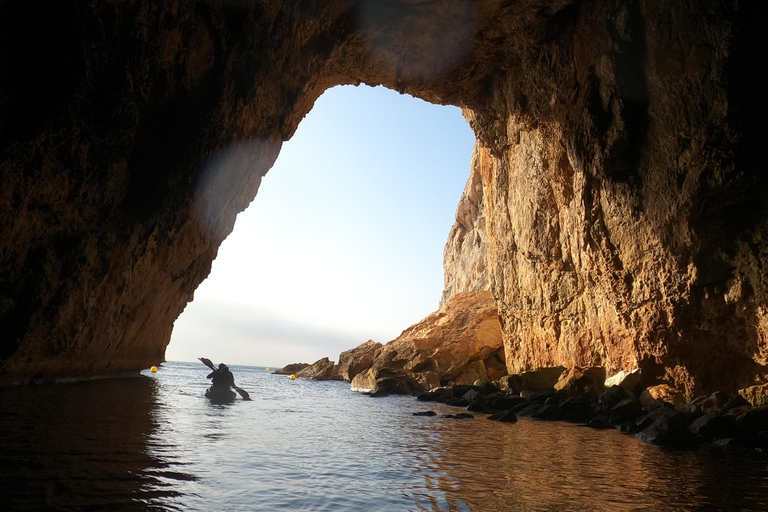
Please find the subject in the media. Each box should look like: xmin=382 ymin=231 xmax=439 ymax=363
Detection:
xmin=2 ymin=361 xmax=768 ymax=511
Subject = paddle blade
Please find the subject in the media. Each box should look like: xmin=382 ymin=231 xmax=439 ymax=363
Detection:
xmin=234 ymin=386 xmax=252 ymax=401
xmin=198 ymin=357 xmax=216 ymax=371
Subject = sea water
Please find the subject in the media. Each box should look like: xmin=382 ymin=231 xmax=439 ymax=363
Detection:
xmin=2 ymin=361 xmax=768 ymax=511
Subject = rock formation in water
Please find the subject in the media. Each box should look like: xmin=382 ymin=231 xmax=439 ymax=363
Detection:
xmin=337 ymin=339 xmax=382 ymax=382
xmin=349 ymin=290 xmax=505 ymax=393
xmin=294 ymin=357 xmax=342 ymax=381
xmin=273 ymin=363 xmax=310 ymax=376
xmin=1 ymin=1 xmax=767 ymax=402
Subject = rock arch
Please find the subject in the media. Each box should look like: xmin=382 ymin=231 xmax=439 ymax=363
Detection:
xmin=1 ymin=0 xmax=767 ymax=397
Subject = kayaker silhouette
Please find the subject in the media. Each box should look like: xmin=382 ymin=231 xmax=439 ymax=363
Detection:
xmin=199 ymin=357 xmax=251 ymax=401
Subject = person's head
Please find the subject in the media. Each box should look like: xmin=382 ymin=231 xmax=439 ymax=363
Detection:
xmin=219 ymin=363 xmax=228 ymax=371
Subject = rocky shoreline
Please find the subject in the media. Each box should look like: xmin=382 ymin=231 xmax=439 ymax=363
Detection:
xmin=277 ymin=357 xmax=768 ymax=451
xmin=414 ymin=377 xmax=768 ymax=452
xmin=275 ymin=289 xmax=768 ymax=452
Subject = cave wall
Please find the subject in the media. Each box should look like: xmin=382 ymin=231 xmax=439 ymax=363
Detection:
xmin=469 ymin=0 xmax=768 ymax=397
xmin=1 ymin=0 xmax=766 ymax=395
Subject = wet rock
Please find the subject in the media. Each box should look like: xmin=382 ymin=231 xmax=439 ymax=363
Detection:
xmin=617 ymin=422 xmax=641 ymax=434
xmin=554 ymin=367 xmax=606 ymax=397
xmin=488 ymin=410 xmax=518 ymax=423
xmin=412 ymin=411 xmax=437 ymax=417
xmin=442 ymin=413 xmax=475 ymax=420
xmin=635 ymin=412 xmax=698 ymax=449
xmin=416 ymin=387 xmax=453 ymax=403
xmin=585 ymin=415 xmax=615 ymax=430
xmin=516 ymin=403 xmax=562 ymax=421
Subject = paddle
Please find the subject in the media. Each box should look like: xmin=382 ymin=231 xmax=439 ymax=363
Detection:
xmin=198 ymin=357 xmax=252 ymax=401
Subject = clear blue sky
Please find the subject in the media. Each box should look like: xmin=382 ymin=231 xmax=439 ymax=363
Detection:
xmin=166 ymin=85 xmax=475 ymax=367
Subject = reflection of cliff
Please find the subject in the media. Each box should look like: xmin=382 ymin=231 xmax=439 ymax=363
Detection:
xmin=426 ymin=416 xmax=768 ymax=510
xmin=0 ymin=377 xmax=186 ymax=510
xmin=1 ymin=1 xmax=767 ymax=396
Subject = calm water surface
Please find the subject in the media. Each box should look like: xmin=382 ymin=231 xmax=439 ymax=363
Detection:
xmin=2 ymin=361 xmax=767 ymax=511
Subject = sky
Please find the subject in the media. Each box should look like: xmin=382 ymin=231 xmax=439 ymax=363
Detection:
xmin=166 ymin=85 xmax=476 ymax=368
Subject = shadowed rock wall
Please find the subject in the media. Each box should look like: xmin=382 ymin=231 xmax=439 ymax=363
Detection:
xmin=1 ymin=0 xmax=766 ymax=396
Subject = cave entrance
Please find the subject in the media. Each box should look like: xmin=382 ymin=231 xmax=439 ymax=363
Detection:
xmin=166 ymin=85 xmax=475 ymax=367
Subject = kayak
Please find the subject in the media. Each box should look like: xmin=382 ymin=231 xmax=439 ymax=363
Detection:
xmin=205 ymin=387 xmax=237 ymax=403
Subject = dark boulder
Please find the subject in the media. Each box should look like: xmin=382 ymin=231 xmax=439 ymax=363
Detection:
xmin=635 ymin=412 xmax=698 ymax=449
xmin=557 ymin=396 xmax=597 ymax=423
xmin=467 ymin=398 xmax=495 ymax=413
xmin=417 ymin=387 xmax=453 ymax=403
xmin=520 ymin=391 xmax=558 ymax=404
xmin=585 ymin=415 xmax=615 ymax=430
xmin=488 ymin=410 xmax=518 ymax=423
xmin=446 ymin=396 xmax=470 ymax=407
xmin=609 ymin=397 xmax=644 ymax=424
xmin=735 ymin=406 xmax=768 ymax=448
xmin=474 ymin=379 xmax=501 ymax=395
xmin=490 ymin=395 xmax=528 ymax=411
xmin=516 ymin=403 xmax=562 ymax=421
xmin=452 ymin=384 xmax=482 ymax=397
xmin=688 ymin=414 xmax=736 ymax=440
xmin=463 ymin=388 xmax=482 ymax=403
xmin=442 ymin=413 xmax=475 ymax=420
xmin=601 ymin=385 xmax=634 ymax=409
xmin=413 ymin=411 xmax=437 ymax=417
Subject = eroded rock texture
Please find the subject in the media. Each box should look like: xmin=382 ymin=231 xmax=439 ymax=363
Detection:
xmin=441 ymin=141 xmax=490 ymax=305
xmin=351 ymin=290 xmax=505 ymax=389
xmin=1 ymin=0 xmax=767 ymax=396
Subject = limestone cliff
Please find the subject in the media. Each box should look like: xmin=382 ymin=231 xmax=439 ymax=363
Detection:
xmin=441 ymin=141 xmax=490 ymax=305
xmin=351 ymin=290 xmax=505 ymax=390
xmin=1 ymin=0 xmax=766 ymax=399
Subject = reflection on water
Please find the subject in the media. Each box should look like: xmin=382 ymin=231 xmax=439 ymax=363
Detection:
xmin=428 ymin=416 xmax=768 ymax=511
xmin=2 ymin=362 xmax=767 ymax=511
xmin=0 ymin=376 xmax=189 ymax=511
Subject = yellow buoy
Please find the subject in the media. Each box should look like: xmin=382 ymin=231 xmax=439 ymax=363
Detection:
xmin=290 ymin=374 xmax=296 ymax=380
xmin=266 ymin=367 xmax=270 ymax=372
xmin=150 ymin=366 xmax=158 ymax=373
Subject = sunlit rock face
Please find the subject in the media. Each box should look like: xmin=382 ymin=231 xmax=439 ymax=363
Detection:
xmin=357 ymin=290 xmax=505 ymax=387
xmin=441 ymin=142 xmax=490 ymax=305
xmin=1 ymin=0 xmax=766 ymax=397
